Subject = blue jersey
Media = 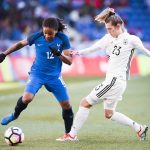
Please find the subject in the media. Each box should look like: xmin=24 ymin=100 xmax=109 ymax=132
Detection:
xmin=27 ymin=31 xmax=71 ymax=78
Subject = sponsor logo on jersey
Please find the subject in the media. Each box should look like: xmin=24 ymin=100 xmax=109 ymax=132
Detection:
xmin=37 ymin=44 xmax=43 ymax=46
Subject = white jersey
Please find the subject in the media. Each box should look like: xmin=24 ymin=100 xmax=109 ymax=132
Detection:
xmin=79 ymin=32 xmax=150 ymax=80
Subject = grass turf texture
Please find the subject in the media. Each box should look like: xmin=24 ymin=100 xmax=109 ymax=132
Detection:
xmin=0 ymin=76 xmax=150 ymax=150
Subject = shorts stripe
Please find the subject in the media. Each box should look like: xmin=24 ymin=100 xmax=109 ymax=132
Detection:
xmin=96 ymin=77 xmax=117 ymax=98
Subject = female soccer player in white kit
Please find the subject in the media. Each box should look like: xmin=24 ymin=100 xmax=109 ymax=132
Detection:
xmin=57 ymin=8 xmax=149 ymax=141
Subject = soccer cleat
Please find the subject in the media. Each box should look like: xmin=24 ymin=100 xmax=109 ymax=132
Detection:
xmin=1 ymin=113 xmax=16 ymax=125
xmin=137 ymin=125 xmax=148 ymax=141
xmin=56 ymin=133 xmax=78 ymax=142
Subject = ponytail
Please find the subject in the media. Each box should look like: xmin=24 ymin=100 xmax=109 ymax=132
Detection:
xmin=95 ymin=7 xmax=125 ymax=30
xmin=95 ymin=8 xmax=115 ymax=23
xmin=56 ymin=18 xmax=66 ymax=32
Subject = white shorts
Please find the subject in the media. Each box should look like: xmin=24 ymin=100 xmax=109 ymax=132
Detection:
xmin=86 ymin=77 xmax=126 ymax=110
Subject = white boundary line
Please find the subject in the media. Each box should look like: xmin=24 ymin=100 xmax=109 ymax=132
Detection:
xmin=0 ymin=79 xmax=99 ymax=101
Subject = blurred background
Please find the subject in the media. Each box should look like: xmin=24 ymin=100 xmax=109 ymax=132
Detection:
xmin=0 ymin=1 xmax=150 ymax=148
xmin=0 ymin=0 xmax=150 ymax=82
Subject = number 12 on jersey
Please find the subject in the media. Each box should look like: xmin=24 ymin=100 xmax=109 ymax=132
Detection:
xmin=46 ymin=52 xmax=54 ymax=59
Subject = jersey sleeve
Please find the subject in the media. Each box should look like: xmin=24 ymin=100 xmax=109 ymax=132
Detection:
xmin=131 ymin=35 xmax=150 ymax=57
xmin=131 ymin=35 xmax=145 ymax=50
xmin=57 ymin=32 xmax=71 ymax=50
xmin=27 ymin=31 xmax=43 ymax=46
xmin=62 ymin=35 xmax=71 ymax=50
xmin=93 ymin=34 xmax=109 ymax=50
xmin=78 ymin=34 xmax=108 ymax=55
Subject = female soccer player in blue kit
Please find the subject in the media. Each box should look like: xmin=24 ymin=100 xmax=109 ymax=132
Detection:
xmin=0 ymin=17 xmax=74 ymax=140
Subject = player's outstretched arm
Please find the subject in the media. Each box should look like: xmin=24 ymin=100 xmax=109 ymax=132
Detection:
xmin=140 ymin=47 xmax=150 ymax=57
xmin=0 ymin=39 xmax=29 ymax=63
xmin=132 ymin=36 xmax=150 ymax=57
xmin=74 ymin=43 xmax=102 ymax=56
xmin=60 ymin=50 xmax=73 ymax=65
xmin=49 ymin=46 xmax=72 ymax=65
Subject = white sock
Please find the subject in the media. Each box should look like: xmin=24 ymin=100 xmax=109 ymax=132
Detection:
xmin=69 ymin=106 xmax=90 ymax=137
xmin=111 ymin=112 xmax=141 ymax=132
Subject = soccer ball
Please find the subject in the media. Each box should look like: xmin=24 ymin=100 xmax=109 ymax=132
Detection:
xmin=4 ymin=126 xmax=24 ymax=146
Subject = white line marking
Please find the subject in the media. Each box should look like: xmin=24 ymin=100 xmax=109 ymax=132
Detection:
xmin=0 ymin=79 xmax=100 ymax=101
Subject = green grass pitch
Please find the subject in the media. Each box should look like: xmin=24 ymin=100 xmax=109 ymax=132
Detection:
xmin=0 ymin=76 xmax=150 ymax=150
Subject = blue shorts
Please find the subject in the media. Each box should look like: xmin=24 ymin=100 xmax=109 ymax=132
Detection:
xmin=25 ymin=75 xmax=69 ymax=102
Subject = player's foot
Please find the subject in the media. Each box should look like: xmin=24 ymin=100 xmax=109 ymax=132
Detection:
xmin=1 ymin=113 xmax=16 ymax=125
xmin=56 ymin=133 xmax=78 ymax=142
xmin=137 ymin=125 xmax=148 ymax=141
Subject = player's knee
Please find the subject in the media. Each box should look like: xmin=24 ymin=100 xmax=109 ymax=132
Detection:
xmin=105 ymin=114 xmax=112 ymax=119
xmin=105 ymin=113 xmax=113 ymax=119
xmin=80 ymin=98 xmax=92 ymax=108
xmin=22 ymin=93 xmax=34 ymax=104
xmin=105 ymin=110 xmax=113 ymax=119
xmin=60 ymin=101 xmax=71 ymax=109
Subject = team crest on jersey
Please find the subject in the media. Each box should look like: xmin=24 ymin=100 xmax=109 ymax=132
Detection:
xmin=123 ymin=39 xmax=128 ymax=45
xmin=57 ymin=44 xmax=61 ymax=47
xmin=57 ymin=43 xmax=61 ymax=51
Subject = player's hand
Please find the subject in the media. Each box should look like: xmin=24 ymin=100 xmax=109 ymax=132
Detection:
xmin=49 ymin=46 xmax=61 ymax=56
xmin=70 ymin=50 xmax=80 ymax=56
xmin=0 ymin=53 xmax=6 ymax=63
